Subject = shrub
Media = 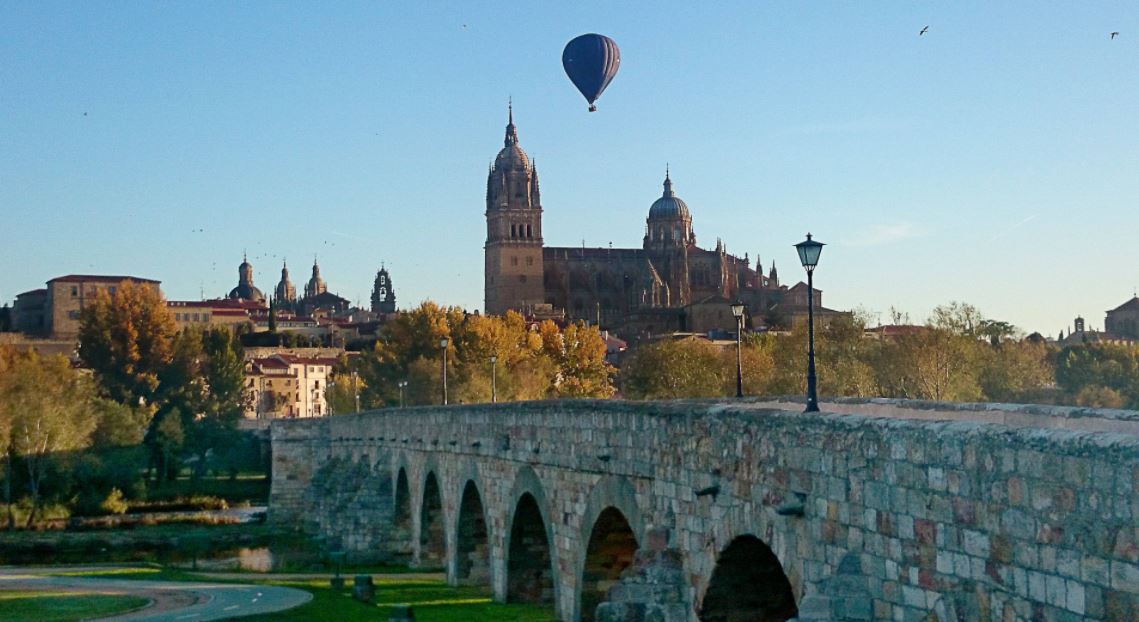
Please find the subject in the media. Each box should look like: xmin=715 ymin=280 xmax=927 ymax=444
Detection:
xmin=100 ymin=488 xmax=129 ymax=515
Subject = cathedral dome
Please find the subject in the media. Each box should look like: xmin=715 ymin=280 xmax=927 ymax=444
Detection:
xmin=229 ymin=254 xmax=265 ymax=302
xmin=495 ymin=143 xmax=530 ymax=171
xmin=648 ymin=172 xmax=690 ymax=220
xmin=229 ymin=283 xmax=264 ymax=302
xmin=494 ymin=103 xmax=530 ymax=172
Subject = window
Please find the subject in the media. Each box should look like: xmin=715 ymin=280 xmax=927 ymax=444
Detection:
xmin=526 ymin=257 xmax=533 ymax=266
xmin=108 ymin=286 xmax=116 ymax=295
xmin=527 ymin=224 xmax=532 ymax=238
xmin=511 ymin=256 xmax=519 ymax=266
xmin=68 ymin=310 xmax=80 ymax=320
xmin=192 ymin=313 xmax=200 ymax=322
xmin=71 ymin=286 xmax=78 ymax=297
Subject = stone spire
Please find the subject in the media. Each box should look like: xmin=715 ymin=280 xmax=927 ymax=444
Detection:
xmin=305 ymin=257 xmax=327 ymax=299
xmin=275 ymin=260 xmax=296 ymax=303
xmin=504 ymin=98 xmax=518 ymax=146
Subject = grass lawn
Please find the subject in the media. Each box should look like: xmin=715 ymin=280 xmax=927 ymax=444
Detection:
xmin=240 ymin=578 xmax=558 ymax=622
xmin=0 ymin=591 xmax=150 ymax=622
xmin=52 ymin=568 xmax=557 ymax=621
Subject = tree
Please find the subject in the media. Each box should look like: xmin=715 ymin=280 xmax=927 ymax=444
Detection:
xmin=356 ymin=303 xmax=613 ymax=406
xmin=1056 ymin=344 xmax=1139 ymax=408
xmin=0 ymin=351 xmax=97 ymax=526
xmin=620 ymin=338 xmax=727 ymax=399
xmin=78 ymin=281 xmax=176 ymax=406
xmin=327 ymin=356 xmax=365 ymax=414
xmin=268 ymin=297 xmax=278 ymax=332
xmin=90 ymin=398 xmax=151 ymax=447
xmin=539 ymin=321 xmax=615 ymax=398
xmin=977 ymin=339 xmax=1054 ymax=402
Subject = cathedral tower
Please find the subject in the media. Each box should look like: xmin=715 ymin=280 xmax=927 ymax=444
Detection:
xmin=371 ymin=265 xmax=396 ymax=314
xmin=305 ymin=258 xmax=327 ymax=299
xmin=484 ymin=104 xmax=545 ymax=315
xmin=275 ymin=261 xmax=296 ymax=303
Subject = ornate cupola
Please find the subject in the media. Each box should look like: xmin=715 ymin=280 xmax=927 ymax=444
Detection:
xmin=228 ymin=253 xmax=265 ymax=302
xmin=275 ymin=260 xmax=296 ymax=302
xmin=305 ymin=258 xmax=327 ymax=299
xmin=644 ymin=167 xmax=695 ymax=250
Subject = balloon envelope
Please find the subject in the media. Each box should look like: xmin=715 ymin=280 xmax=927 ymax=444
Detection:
xmin=562 ymin=34 xmax=620 ymax=111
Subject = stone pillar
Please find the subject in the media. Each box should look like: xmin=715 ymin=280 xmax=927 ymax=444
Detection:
xmin=792 ymin=553 xmax=873 ymax=622
xmin=595 ymin=527 xmax=690 ymax=622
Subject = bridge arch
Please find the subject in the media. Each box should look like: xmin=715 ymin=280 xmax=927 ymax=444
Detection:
xmin=576 ymin=476 xmax=645 ymax=622
xmin=699 ymin=534 xmax=797 ymax=621
xmin=418 ymin=467 xmax=446 ymax=567
xmin=392 ymin=465 xmax=413 ymax=563
xmin=452 ymin=460 xmax=492 ymax=587
xmin=505 ymin=466 xmax=559 ymax=608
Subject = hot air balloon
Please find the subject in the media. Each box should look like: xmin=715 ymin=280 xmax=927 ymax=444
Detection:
xmin=562 ymin=34 xmax=621 ymax=112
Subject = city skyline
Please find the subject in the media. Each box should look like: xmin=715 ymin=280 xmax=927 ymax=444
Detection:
xmin=4 ymin=2 xmax=1139 ymax=335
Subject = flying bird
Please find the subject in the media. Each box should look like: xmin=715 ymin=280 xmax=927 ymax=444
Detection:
xmin=919 ymin=26 xmax=929 ymax=36
xmin=1111 ymin=31 xmax=1120 ymax=39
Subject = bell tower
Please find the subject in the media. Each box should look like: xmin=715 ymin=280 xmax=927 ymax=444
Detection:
xmin=485 ymin=103 xmax=545 ymax=315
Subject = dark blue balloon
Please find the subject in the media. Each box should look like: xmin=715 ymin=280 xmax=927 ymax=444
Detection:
xmin=562 ymin=34 xmax=621 ymax=112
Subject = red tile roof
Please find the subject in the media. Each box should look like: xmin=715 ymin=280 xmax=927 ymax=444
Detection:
xmin=49 ymin=275 xmax=160 ymax=284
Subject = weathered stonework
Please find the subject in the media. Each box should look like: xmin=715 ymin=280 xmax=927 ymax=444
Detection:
xmin=270 ymin=398 xmax=1139 ymax=622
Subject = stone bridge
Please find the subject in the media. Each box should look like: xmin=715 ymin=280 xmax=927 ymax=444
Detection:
xmin=269 ymin=398 xmax=1139 ymax=621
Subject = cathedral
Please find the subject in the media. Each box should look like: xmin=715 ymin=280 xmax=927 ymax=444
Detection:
xmin=228 ymin=256 xmax=396 ymax=318
xmin=484 ymin=107 xmax=834 ymax=339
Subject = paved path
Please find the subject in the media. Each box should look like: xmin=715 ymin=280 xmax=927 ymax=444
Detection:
xmin=0 ymin=568 xmax=312 ymax=621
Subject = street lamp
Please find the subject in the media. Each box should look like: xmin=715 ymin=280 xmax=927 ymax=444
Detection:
xmin=489 ymin=355 xmax=498 ymax=403
xmin=730 ymin=301 xmax=746 ymax=398
xmin=794 ymin=233 xmax=825 ymax=413
xmin=440 ymin=337 xmax=449 ymax=405
xmin=397 ymin=380 xmax=408 ymax=408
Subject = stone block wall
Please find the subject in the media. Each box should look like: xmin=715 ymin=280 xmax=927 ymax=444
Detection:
xmin=270 ymin=399 xmax=1139 ymax=621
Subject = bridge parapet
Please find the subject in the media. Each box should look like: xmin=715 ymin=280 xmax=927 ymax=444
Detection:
xmin=270 ymin=398 xmax=1139 ymax=621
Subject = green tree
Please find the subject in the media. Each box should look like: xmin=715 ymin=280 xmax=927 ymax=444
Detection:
xmin=1056 ymin=344 xmax=1139 ymax=408
xmin=977 ymin=339 xmax=1054 ymax=402
xmin=620 ymin=339 xmax=727 ymax=399
xmin=78 ymin=281 xmax=176 ymax=406
xmin=0 ymin=351 xmax=98 ymax=526
xmin=90 ymin=398 xmax=152 ymax=447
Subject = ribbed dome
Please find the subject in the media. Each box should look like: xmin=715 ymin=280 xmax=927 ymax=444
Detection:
xmin=495 ymin=143 xmax=530 ymax=171
xmin=229 ymin=283 xmax=264 ymax=302
xmin=648 ymin=173 xmax=690 ymax=220
xmin=495 ymin=104 xmax=530 ymax=171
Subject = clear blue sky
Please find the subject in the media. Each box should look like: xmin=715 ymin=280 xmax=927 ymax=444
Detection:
xmin=3 ymin=2 xmax=1138 ymax=336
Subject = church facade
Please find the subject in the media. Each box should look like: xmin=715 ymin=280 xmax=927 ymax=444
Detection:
xmin=484 ymin=109 xmax=832 ymax=339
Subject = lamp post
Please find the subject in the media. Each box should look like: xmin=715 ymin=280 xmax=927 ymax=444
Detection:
xmin=440 ymin=337 xmax=449 ymax=405
xmin=489 ymin=355 xmax=498 ymax=403
xmin=794 ymin=233 xmax=825 ymax=413
xmin=397 ymin=380 xmax=408 ymax=408
xmin=730 ymin=301 xmax=746 ymax=398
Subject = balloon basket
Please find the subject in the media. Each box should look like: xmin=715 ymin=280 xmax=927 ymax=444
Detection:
xmin=588 ymin=105 xmax=597 ymax=112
